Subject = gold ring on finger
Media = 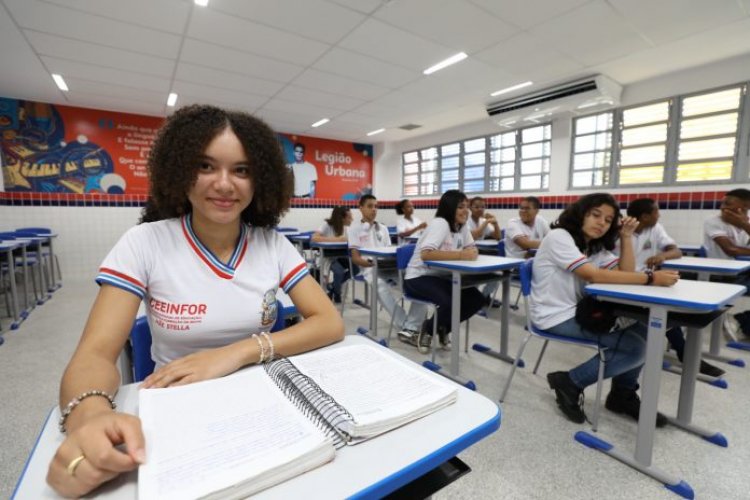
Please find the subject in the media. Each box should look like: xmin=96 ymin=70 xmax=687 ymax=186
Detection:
xmin=66 ymin=454 xmax=86 ymax=477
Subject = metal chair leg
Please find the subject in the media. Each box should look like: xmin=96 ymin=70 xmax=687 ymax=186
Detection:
xmin=591 ymin=349 xmax=606 ymax=432
xmin=499 ymin=333 xmax=533 ymax=402
xmin=532 ymin=340 xmax=549 ymax=375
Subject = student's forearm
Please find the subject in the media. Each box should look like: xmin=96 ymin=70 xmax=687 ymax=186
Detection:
xmin=660 ymin=248 xmax=682 ymax=261
xmin=588 ymin=268 xmax=649 ymax=285
xmin=60 ymin=354 xmax=122 ymax=432
xmin=618 ymin=235 xmax=635 ymax=271
xmin=421 ymin=249 xmax=463 ymax=261
xmin=515 ymin=238 xmax=541 ymax=250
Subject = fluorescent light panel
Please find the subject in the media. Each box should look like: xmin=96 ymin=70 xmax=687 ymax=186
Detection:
xmin=366 ymin=128 xmax=385 ymax=136
xmin=311 ymin=118 xmax=329 ymax=128
xmin=51 ymin=74 xmax=68 ymax=92
xmin=194 ymin=0 xmax=209 ymax=6
xmin=490 ymin=81 xmax=533 ymax=97
xmin=167 ymin=93 xmax=178 ymax=107
xmin=423 ymin=52 xmax=467 ymax=75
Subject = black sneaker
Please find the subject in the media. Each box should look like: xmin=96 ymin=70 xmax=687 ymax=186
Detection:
xmin=437 ymin=325 xmax=451 ymax=351
xmin=605 ymin=387 xmax=668 ymax=428
xmin=699 ymin=360 xmax=725 ymax=378
xmin=546 ymin=371 xmax=586 ymax=424
xmin=417 ymin=331 xmax=432 ymax=354
xmin=490 ymin=299 xmax=502 ymax=309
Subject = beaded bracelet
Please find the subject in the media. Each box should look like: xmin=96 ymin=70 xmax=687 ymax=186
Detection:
xmin=260 ymin=332 xmax=274 ymax=361
xmin=58 ymin=390 xmax=116 ymax=433
xmin=252 ymin=334 xmax=266 ymax=363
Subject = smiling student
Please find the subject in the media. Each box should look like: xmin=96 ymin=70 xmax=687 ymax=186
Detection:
xmin=395 ymin=198 xmax=427 ymax=244
xmin=532 ymin=193 xmax=679 ymax=426
xmin=504 ymin=196 xmax=550 ymax=259
xmin=46 ymin=105 xmax=344 ymax=497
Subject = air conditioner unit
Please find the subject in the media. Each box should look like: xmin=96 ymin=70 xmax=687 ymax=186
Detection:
xmin=486 ymin=75 xmax=622 ymax=127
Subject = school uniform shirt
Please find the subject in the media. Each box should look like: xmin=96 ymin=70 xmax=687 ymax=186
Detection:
xmin=347 ymin=219 xmax=391 ymax=280
xmin=404 ymin=218 xmax=475 ymax=280
xmin=316 ymin=222 xmax=343 ymax=238
xmin=396 ymin=215 xmax=424 ymax=242
xmin=467 ymin=216 xmax=495 ymax=239
xmin=504 ymin=216 xmax=550 ymax=259
xmin=530 ymin=228 xmax=619 ymax=330
xmin=95 ymin=214 xmax=308 ymax=368
xmin=703 ymin=214 xmax=750 ymax=259
xmin=615 ymin=223 xmax=676 ymax=272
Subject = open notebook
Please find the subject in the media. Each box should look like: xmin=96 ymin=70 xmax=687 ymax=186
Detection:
xmin=138 ymin=343 xmax=458 ymax=500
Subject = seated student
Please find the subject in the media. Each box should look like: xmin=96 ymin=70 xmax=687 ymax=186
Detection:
xmin=312 ymin=206 xmax=356 ymax=303
xmin=395 ymin=199 xmax=427 ymax=244
xmin=533 ymin=193 xmax=678 ymax=425
xmin=46 ymin=105 xmax=344 ymax=498
xmin=703 ymin=188 xmax=750 ymax=335
xmin=404 ymin=190 xmax=485 ymax=354
xmin=625 ymin=198 xmax=724 ymax=377
xmin=349 ymin=194 xmax=426 ymax=343
xmin=467 ymin=196 xmax=502 ymax=307
xmin=504 ymin=196 xmax=550 ymax=259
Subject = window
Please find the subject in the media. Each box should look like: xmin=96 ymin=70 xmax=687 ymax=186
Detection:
xmin=402 ymin=148 xmax=438 ymax=196
xmin=618 ymin=100 xmax=669 ymax=185
xmin=519 ymin=124 xmax=551 ymax=190
xmin=462 ymin=137 xmax=486 ymax=193
xmin=571 ymin=112 xmax=613 ymax=188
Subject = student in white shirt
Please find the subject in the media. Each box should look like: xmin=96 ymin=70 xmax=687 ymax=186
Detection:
xmin=703 ymin=188 xmax=750 ymax=336
xmin=47 ymin=105 xmax=344 ymax=498
xmin=395 ymin=199 xmax=427 ymax=244
xmin=533 ymin=193 xmax=678 ymax=425
xmin=626 ymin=198 xmax=723 ymax=377
xmin=504 ymin=196 xmax=550 ymax=259
xmin=467 ymin=196 xmax=502 ymax=307
xmin=404 ymin=190 xmax=485 ymax=353
xmin=312 ymin=206 xmax=355 ymax=303
xmin=349 ymin=194 xmax=426 ymax=341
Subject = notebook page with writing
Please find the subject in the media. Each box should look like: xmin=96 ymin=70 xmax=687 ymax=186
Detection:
xmin=138 ymin=368 xmax=334 ymax=500
xmin=289 ymin=344 xmax=457 ymax=440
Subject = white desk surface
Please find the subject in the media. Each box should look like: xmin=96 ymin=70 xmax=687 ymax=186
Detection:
xmin=660 ymin=256 xmax=750 ymax=274
xmin=585 ymin=279 xmax=746 ymax=311
xmin=424 ymin=255 xmax=524 ymax=272
xmin=357 ymin=246 xmax=398 ymax=257
xmin=13 ymin=336 xmax=500 ymax=500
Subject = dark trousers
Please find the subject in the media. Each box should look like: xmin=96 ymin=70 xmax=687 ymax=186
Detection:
xmin=330 ymin=257 xmax=357 ymax=296
xmin=404 ymin=275 xmax=485 ymax=333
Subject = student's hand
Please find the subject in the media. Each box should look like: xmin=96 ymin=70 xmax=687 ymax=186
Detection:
xmin=619 ymin=216 xmax=639 ymax=237
xmin=418 ymin=222 xmax=428 ymax=230
xmin=721 ymin=207 xmax=749 ymax=228
xmin=141 ymin=345 xmax=243 ymax=388
xmin=653 ymin=270 xmax=679 ymax=287
xmin=461 ymin=247 xmax=479 ymax=260
xmin=485 ymin=214 xmax=499 ymax=226
xmin=645 ymin=255 xmax=665 ymax=268
xmin=47 ymin=413 xmax=145 ymax=498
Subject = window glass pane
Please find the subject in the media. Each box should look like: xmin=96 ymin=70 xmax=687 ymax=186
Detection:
xmin=404 ymin=185 xmax=418 ymax=195
xmin=682 ymin=88 xmax=741 ymax=117
xmin=521 ymin=158 xmax=549 ymax=175
xmin=678 ymin=137 xmax=736 ymax=161
xmin=521 ymin=142 xmax=550 ymax=158
xmin=420 ymin=147 xmax=437 ymax=160
xmin=464 ymin=152 xmax=485 ymax=166
xmin=442 ymin=169 xmax=459 ymax=181
xmin=490 ymin=162 xmax=515 ymax=177
xmin=404 ymin=163 xmax=418 ymax=174
xmin=621 ymin=124 xmax=667 ymax=146
xmin=490 ymin=147 xmax=515 ymax=163
xmin=404 ymin=151 xmax=419 ymax=163
xmin=464 ymin=179 xmax=484 ymax=192
xmin=520 ymin=175 xmax=541 ymax=190
xmin=441 ymin=181 xmax=459 ymax=191
xmin=619 ymin=166 xmax=664 ymax=184
xmin=421 ymin=172 xmax=436 ymax=183
xmin=500 ymin=177 xmax=515 ymax=191
xmin=573 ymin=152 xmax=610 ymax=170
xmin=622 ymin=101 xmax=669 ymax=127
xmin=420 ymin=160 xmax=437 ymax=172
xmin=572 ymin=171 xmax=593 ymax=187
xmin=676 ymin=161 xmax=733 ymax=182
xmin=441 ymin=156 xmax=459 ymax=169
xmin=441 ymin=143 xmax=460 ymax=156
xmin=404 ymin=174 xmax=418 ymax=185
xmin=575 ymin=132 xmax=612 ymax=153
xmin=620 ymin=145 xmax=666 ymax=166
xmin=680 ymin=113 xmax=738 ymax=139
xmin=464 ymin=138 xmax=485 ymax=152
xmin=490 ymin=132 xmax=515 ymax=148
xmin=419 ymin=183 xmax=435 ymax=195
xmin=522 ymin=125 xmax=549 ymax=143
xmin=464 ymin=166 xmax=484 ymax=179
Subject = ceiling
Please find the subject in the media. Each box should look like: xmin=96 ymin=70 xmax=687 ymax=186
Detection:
xmin=1 ymin=0 xmax=750 ymax=144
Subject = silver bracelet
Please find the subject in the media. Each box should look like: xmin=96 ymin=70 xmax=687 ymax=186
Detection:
xmin=252 ymin=334 xmax=266 ymax=363
xmin=58 ymin=390 xmax=116 ymax=433
xmin=260 ymin=332 xmax=274 ymax=361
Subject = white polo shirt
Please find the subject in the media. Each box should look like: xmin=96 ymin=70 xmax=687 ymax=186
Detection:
xmin=616 ymin=223 xmax=676 ymax=272
xmin=96 ymin=215 xmax=308 ymax=368
xmin=467 ymin=216 xmax=496 ymax=239
xmin=396 ymin=215 xmax=424 ymax=243
xmin=504 ymin=216 xmax=550 ymax=259
xmin=530 ymin=229 xmax=619 ymax=330
xmin=316 ymin=222 xmax=344 ymax=238
xmin=347 ymin=219 xmax=391 ymax=280
xmin=703 ymin=214 xmax=750 ymax=259
xmin=404 ymin=218 xmax=475 ymax=280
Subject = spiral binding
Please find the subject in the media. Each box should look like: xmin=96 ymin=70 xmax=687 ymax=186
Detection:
xmin=264 ymin=357 xmax=354 ymax=449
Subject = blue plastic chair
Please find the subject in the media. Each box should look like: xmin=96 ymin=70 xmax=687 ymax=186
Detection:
xmin=499 ymin=259 xmax=606 ymax=431
xmin=128 ymin=301 xmax=292 ymax=382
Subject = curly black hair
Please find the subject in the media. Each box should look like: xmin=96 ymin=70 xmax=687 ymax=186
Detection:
xmin=139 ymin=104 xmax=292 ymax=227
xmin=551 ymin=193 xmax=621 ymax=255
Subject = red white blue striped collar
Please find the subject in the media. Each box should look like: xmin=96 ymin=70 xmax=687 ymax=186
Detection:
xmin=181 ymin=214 xmax=248 ymax=279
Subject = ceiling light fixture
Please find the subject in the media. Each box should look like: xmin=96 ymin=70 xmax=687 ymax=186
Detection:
xmin=490 ymin=81 xmax=533 ymax=97
xmin=194 ymin=0 xmax=209 ymax=6
xmin=167 ymin=92 xmax=178 ymax=107
xmin=366 ymin=128 xmax=385 ymax=136
xmin=311 ymin=118 xmax=330 ymax=128
xmin=423 ymin=52 xmax=468 ymax=75
xmin=51 ymin=74 xmax=69 ymax=92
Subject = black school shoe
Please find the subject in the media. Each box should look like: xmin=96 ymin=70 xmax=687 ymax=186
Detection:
xmin=699 ymin=360 xmax=725 ymax=378
xmin=605 ymin=386 xmax=668 ymax=428
xmin=547 ymin=371 xmax=586 ymax=424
